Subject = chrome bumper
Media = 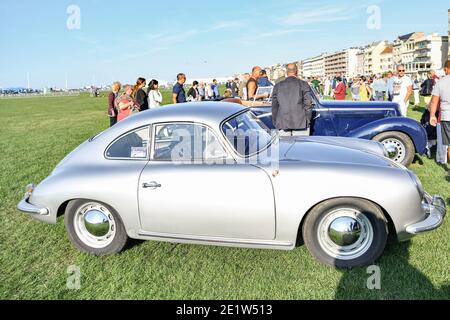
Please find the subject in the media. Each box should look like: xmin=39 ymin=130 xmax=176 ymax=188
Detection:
xmin=406 ymin=194 xmax=447 ymax=235
xmin=17 ymin=193 xmax=49 ymax=216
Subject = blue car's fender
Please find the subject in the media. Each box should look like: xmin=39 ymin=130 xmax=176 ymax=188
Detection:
xmin=346 ymin=117 xmax=428 ymax=154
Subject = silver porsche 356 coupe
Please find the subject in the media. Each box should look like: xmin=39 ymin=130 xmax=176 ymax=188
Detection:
xmin=17 ymin=102 xmax=446 ymax=268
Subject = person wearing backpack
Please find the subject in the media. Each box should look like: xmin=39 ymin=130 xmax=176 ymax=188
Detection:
xmin=421 ymin=73 xmax=434 ymax=105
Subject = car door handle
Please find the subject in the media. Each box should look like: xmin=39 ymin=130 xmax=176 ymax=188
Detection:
xmin=143 ymin=182 xmax=162 ymax=189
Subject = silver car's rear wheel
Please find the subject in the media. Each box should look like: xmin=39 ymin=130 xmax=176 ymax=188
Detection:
xmin=302 ymin=198 xmax=388 ymax=268
xmin=65 ymin=199 xmax=128 ymax=255
xmin=73 ymin=203 xmax=116 ymax=249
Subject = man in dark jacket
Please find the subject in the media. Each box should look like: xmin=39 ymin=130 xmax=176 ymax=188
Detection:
xmin=272 ymin=63 xmax=313 ymax=136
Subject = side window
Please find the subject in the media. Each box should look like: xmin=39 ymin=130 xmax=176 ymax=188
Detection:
xmin=203 ymin=128 xmax=228 ymax=160
xmin=153 ymin=123 xmax=227 ymax=162
xmin=106 ymin=127 xmax=150 ymax=159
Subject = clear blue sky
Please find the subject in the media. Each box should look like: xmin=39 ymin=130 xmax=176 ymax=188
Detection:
xmin=1 ymin=0 xmax=448 ymax=88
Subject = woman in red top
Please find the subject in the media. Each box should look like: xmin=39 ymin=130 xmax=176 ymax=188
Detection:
xmin=115 ymin=85 xmax=140 ymax=122
xmin=334 ymin=77 xmax=347 ymax=101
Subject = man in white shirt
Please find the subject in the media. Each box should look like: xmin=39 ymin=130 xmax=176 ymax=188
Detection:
xmin=324 ymin=77 xmax=331 ymax=97
xmin=430 ymin=60 xmax=450 ymax=172
xmin=392 ymin=65 xmax=413 ymax=117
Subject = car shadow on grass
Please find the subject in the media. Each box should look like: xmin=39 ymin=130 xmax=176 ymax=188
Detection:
xmin=412 ymin=155 xmax=424 ymax=166
xmin=335 ymin=241 xmax=450 ymax=299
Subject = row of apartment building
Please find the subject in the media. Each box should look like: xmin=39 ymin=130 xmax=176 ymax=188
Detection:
xmin=263 ymin=10 xmax=450 ymax=80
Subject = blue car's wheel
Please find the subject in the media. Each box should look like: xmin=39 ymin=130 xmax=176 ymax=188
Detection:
xmin=373 ymin=131 xmax=415 ymax=167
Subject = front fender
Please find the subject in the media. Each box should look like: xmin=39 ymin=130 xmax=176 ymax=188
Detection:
xmin=346 ymin=117 xmax=427 ymax=154
xmin=270 ymin=162 xmax=425 ymax=244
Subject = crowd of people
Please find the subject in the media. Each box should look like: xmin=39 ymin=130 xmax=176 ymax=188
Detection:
xmin=105 ymin=60 xmax=450 ymax=173
xmin=307 ymin=66 xmax=442 ymax=118
xmin=107 ymin=77 xmax=165 ymax=127
xmin=107 ymin=67 xmax=277 ymax=126
xmin=290 ymin=62 xmax=450 ymax=172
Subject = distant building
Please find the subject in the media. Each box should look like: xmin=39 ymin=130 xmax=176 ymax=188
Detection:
xmin=273 ymin=65 xmax=287 ymax=80
xmin=379 ymin=46 xmax=394 ymax=74
xmin=355 ymin=41 xmax=389 ymax=75
xmin=309 ymin=54 xmax=326 ymax=78
xmin=296 ymin=60 xmax=304 ymax=79
xmin=302 ymin=57 xmax=313 ymax=78
xmin=356 ymin=49 xmax=365 ymax=75
xmin=392 ymin=31 xmax=448 ymax=77
xmin=325 ymin=48 xmax=360 ymax=78
xmin=393 ymin=32 xmax=425 ymax=66
xmin=250 ymin=10 xmax=450 ymax=81
xmin=365 ymin=41 xmax=391 ymax=75
xmin=448 ymin=9 xmax=450 ymax=59
xmin=410 ymin=33 xmax=448 ymax=77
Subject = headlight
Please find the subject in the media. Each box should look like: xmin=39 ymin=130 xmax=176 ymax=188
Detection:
xmin=407 ymin=170 xmax=424 ymax=198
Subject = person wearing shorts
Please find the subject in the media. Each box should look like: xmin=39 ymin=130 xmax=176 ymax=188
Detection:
xmin=430 ymin=60 xmax=450 ymax=172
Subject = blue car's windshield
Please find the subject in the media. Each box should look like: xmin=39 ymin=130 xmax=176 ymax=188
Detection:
xmin=310 ymin=85 xmax=322 ymax=102
xmin=222 ymin=110 xmax=276 ymax=157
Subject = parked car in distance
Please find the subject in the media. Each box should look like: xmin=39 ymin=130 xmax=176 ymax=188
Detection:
xmin=250 ymin=87 xmax=428 ymax=167
xmin=17 ymin=102 xmax=446 ymax=268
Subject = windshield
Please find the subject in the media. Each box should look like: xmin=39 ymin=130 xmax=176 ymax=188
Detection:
xmin=310 ymin=85 xmax=322 ymax=101
xmin=222 ymin=110 xmax=276 ymax=157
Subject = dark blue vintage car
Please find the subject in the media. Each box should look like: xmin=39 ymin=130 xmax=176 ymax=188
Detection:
xmin=250 ymin=89 xmax=428 ymax=167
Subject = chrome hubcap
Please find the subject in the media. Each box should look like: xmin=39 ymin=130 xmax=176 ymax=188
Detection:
xmin=74 ymin=203 xmax=116 ymax=248
xmin=84 ymin=210 xmax=110 ymax=237
xmin=317 ymin=209 xmax=374 ymax=261
xmin=382 ymin=138 xmax=406 ymax=163
xmin=328 ymin=217 xmax=362 ymax=246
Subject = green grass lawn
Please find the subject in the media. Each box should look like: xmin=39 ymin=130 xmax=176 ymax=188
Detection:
xmin=0 ymin=92 xmax=449 ymax=300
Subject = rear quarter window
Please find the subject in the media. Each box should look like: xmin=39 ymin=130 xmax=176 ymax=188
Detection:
xmin=106 ymin=127 xmax=150 ymax=160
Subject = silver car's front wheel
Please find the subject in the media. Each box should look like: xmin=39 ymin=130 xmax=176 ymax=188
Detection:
xmin=303 ymin=198 xmax=388 ymax=268
xmin=316 ymin=209 xmax=374 ymax=261
xmin=65 ymin=200 xmax=128 ymax=255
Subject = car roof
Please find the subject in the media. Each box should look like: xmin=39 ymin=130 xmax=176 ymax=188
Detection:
xmin=98 ymin=102 xmax=247 ymax=143
xmin=121 ymin=101 xmax=245 ymax=127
